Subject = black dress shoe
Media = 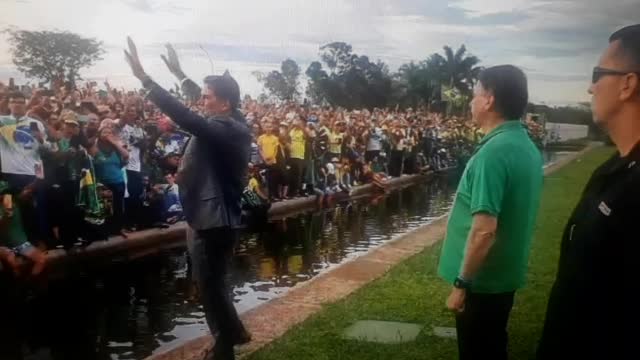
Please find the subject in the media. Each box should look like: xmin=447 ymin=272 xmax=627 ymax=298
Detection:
xmin=211 ymin=341 xmax=235 ymax=360
xmin=233 ymin=328 xmax=252 ymax=345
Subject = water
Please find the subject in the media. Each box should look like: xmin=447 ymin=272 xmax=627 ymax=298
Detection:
xmin=0 ymin=152 xmax=568 ymax=360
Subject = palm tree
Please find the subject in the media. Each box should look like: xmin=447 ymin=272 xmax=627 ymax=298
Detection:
xmin=395 ymin=61 xmax=437 ymax=108
xmin=431 ymin=45 xmax=482 ymax=96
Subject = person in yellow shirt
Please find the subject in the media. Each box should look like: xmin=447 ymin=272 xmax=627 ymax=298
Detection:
xmin=287 ymin=116 xmax=307 ymax=197
xmin=257 ymin=121 xmax=283 ymax=201
xmin=327 ymin=120 xmax=345 ymax=162
xmin=247 ymin=164 xmax=268 ymax=202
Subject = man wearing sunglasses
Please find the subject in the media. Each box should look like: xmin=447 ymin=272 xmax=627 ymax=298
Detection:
xmin=537 ymin=24 xmax=640 ymax=359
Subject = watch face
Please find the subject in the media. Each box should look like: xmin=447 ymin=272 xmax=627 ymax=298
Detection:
xmin=454 ymin=277 xmax=470 ymax=289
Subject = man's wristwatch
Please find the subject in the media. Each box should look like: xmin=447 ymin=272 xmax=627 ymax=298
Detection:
xmin=453 ymin=276 xmax=472 ymax=290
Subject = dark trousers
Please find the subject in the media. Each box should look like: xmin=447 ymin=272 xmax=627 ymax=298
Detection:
xmin=388 ymin=150 xmax=404 ymax=177
xmin=455 ymin=291 xmax=515 ymax=360
xmin=48 ymin=181 xmax=83 ymax=248
xmin=125 ymin=170 xmax=144 ymax=228
xmin=266 ymin=164 xmax=283 ymax=199
xmin=187 ymin=227 xmax=247 ymax=358
xmin=365 ymin=150 xmax=380 ymax=163
xmin=106 ymin=182 xmax=126 ymax=235
xmin=288 ymin=158 xmax=305 ymax=196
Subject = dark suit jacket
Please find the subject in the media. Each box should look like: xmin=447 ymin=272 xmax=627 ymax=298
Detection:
xmin=145 ymin=79 xmax=251 ymax=230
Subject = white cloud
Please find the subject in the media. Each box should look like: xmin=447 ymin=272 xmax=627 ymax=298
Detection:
xmin=448 ymin=0 xmax=547 ymax=17
xmin=2 ymin=0 xmax=637 ymax=104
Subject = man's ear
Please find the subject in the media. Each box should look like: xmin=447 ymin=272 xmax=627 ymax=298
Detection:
xmin=621 ymin=73 xmax=640 ymax=100
xmin=485 ymin=94 xmax=495 ymax=113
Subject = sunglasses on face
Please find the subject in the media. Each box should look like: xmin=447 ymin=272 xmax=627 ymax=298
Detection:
xmin=592 ymin=66 xmax=640 ymax=84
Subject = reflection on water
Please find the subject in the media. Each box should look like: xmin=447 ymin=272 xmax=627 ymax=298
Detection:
xmin=0 ymin=176 xmax=457 ymax=360
xmin=1 ymin=151 xmax=566 ymax=360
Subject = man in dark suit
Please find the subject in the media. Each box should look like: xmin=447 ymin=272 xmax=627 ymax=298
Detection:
xmin=125 ymin=38 xmax=251 ymax=359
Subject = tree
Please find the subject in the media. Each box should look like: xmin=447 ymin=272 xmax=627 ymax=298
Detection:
xmin=305 ymin=42 xmax=393 ymax=109
xmin=254 ymin=58 xmax=301 ymax=102
xmin=430 ymin=45 xmax=481 ymax=96
xmin=393 ymin=61 xmax=438 ymax=108
xmin=5 ymin=29 xmax=105 ymax=85
xmin=305 ymin=61 xmax=330 ymax=104
xmin=280 ymin=58 xmax=301 ymax=100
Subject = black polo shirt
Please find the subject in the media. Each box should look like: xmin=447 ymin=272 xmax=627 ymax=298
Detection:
xmin=538 ymin=143 xmax=640 ymax=359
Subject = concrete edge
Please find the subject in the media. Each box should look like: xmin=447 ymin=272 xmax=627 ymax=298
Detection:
xmin=37 ymin=170 xmax=456 ymax=272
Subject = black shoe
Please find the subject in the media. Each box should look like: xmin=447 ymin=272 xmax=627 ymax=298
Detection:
xmin=233 ymin=328 xmax=252 ymax=346
xmin=209 ymin=341 xmax=235 ymax=360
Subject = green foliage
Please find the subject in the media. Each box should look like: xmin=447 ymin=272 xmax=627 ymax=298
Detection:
xmin=393 ymin=61 xmax=438 ymax=109
xmin=248 ymin=147 xmax=615 ymax=360
xmin=430 ymin=45 xmax=482 ymax=96
xmin=5 ymin=28 xmax=105 ymax=85
xmin=254 ymin=58 xmax=301 ymax=102
xmin=301 ymin=43 xmax=481 ymax=111
xmin=305 ymin=42 xmax=393 ymax=109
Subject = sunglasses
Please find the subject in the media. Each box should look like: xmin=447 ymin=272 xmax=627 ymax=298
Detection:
xmin=592 ymin=66 xmax=640 ymax=84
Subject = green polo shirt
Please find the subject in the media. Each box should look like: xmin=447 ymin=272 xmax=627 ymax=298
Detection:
xmin=438 ymin=121 xmax=543 ymax=293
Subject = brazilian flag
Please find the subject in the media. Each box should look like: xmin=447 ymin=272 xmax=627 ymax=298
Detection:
xmin=76 ymin=151 xmax=107 ymax=226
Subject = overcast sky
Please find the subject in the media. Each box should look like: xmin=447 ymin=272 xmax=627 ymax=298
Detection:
xmin=2 ymin=0 xmax=639 ymax=105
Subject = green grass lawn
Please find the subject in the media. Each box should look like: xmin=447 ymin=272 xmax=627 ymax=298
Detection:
xmin=248 ymin=147 xmax=615 ymax=360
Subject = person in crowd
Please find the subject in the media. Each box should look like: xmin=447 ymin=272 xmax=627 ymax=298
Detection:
xmin=327 ymin=119 xmax=345 ymax=164
xmin=119 ymin=103 xmax=147 ymax=231
xmin=125 ymin=38 xmax=252 ymax=360
xmin=0 ymin=178 xmax=47 ymax=276
xmin=249 ymin=123 xmax=263 ymax=166
xmin=277 ymin=123 xmax=290 ymax=199
xmin=247 ymin=163 xmax=269 ymax=203
xmin=537 ymin=24 xmax=640 ymax=360
xmin=157 ymin=172 xmax=182 ymax=224
xmin=90 ymin=126 xmax=130 ymax=238
xmin=258 ymin=121 xmax=284 ymax=201
xmin=287 ymin=115 xmax=307 ymax=198
xmin=46 ymin=111 xmax=85 ymax=248
xmin=437 ymin=65 xmax=543 ymax=360
xmin=0 ymin=91 xmax=50 ymax=248
xmin=388 ymin=119 xmax=406 ymax=177
xmin=364 ymin=118 xmax=384 ymax=163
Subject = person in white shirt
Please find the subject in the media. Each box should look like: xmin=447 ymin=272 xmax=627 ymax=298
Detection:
xmin=0 ymin=91 xmax=50 ymax=247
xmin=118 ymin=104 xmax=145 ymax=230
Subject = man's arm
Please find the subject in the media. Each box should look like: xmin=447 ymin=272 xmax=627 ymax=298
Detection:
xmin=459 ymin=213 xmax=498 ymax=280
xmin=144 ymin=80 xmax=249 ymax=148
xmin=446 ymin=149 xmax=507 ymax=312
xmin=124 ymin=37 xmax=250 ymax=148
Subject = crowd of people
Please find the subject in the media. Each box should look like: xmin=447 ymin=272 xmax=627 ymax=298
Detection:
xmin=0 ymin=76 xmax=544 ymax=276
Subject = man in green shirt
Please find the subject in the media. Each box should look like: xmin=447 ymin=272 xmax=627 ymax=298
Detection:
xmin=438 ymin=65 xmax=543 ymax=360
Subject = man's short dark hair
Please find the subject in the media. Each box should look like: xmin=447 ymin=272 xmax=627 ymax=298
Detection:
xmin=204 ymin=72 xmax=241 ymax=109
xmin=478 ymin=65 xmax=528 ymax=120
xmin=610 ymin=24 xmax=640 ymax=69
xmin=8 ymin=91 xmax=26 ymax=102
